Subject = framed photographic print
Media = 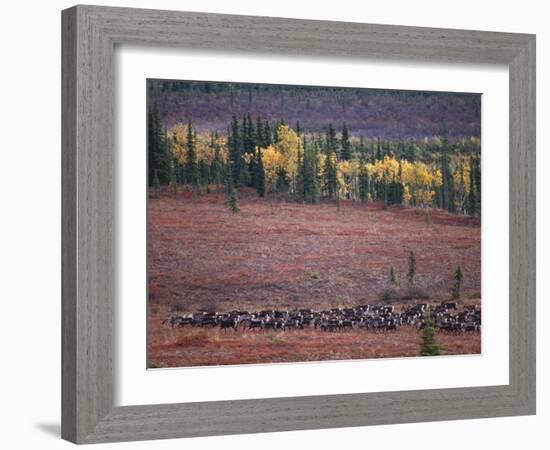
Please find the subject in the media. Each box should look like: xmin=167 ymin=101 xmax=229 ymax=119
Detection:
xmin=62 ymin=4 xmax=536 ymax=444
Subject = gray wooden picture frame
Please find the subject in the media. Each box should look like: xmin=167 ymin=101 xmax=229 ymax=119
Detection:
xmin=61 ymin=4 xmax=536 ymax=444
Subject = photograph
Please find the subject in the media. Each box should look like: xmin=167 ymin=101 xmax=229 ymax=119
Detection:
xmin=1 ymin=0 xmax=542 ymax=447
xmin=146 ymin=80 xmax=482 ymax=368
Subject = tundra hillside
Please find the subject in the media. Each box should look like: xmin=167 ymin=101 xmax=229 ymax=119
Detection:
xmin=147 ymin=80 xmax=481 ymax=367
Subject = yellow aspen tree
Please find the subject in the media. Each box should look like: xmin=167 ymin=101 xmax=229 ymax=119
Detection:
xmin=274 ymin=125 xmax=301 ymax=192
xmin=261 ymin=144 xmax=284 ymax=193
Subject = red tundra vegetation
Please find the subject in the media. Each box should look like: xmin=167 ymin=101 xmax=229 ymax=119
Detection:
xmin=147 ymin=188 xmax=481 ymax=368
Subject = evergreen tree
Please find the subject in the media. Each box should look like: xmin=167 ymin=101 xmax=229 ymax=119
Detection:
xmin=420 ymin=311 xmax=441 ymax=356
xmin=302 ymin=136 xmax=318 ymax=204
xmin=225 ymin=166 xmax=240 ymax=213
xmin=212 ymin=131 xmax=224 ymax=186
xmin=396 ymin=160 xmax=404 ymax=204
xmin=147 ymin=102 xmax=172 ymax=186
xmin=325 ymin=123 xmax=338 ymax=156
xmin=389 ymin=266 xmax=396 ymax=284
xmin=440 ymin=130 xmax=455 ymax=213
xmin=358 ymin=135 xmax=367 ymax=157
xmin=147 ymin=105 xmax=155 ymax=186
xmin=358 ymin=160 xmax=369 ymax=203
xmin=255 ymin=115 xmax=264 ymax=147
xmin=273 ymin=119 xmax=285 ymax=143
xmin=263 ymin=121 xmax=272 ymax=147
xmin=185 ymin=119 xmax=198 ymax=187
xmin=407 ymin=250 xmax=417 ymax=284
xmin=324 ymin=152 xmax=338 ymax=199
xmin=473 ymin=155 xmax=481 ymax=215
xmin=242 ymin=113 xmax=256 ymax=153
xmin=406 ymin=139 xmax=417 ymax=162
xmin=169 ymin=159 xmax=178 ymax=193
xmin=228 ymin=115 xmax=242 ymax=185
xmin=467 ymin=156 xmax=477 ymax=215
xmin=163 ymin=127 xmax=173 ymax=184
xmin=244 ymin=113 xmax=256 ymax=187
xmin=173 ymin=129 xmax=185 ymax=185
xmin=305 ymin=141 xmax=321 ymax=204
xmin=341 ymin=123 xmax=351 ymax=160
xmin=255 ymin=148 xmax=265 ymax=197
xmin=452 ymin=265 xmax=463 ymax=299
xmin=152 ymin=169 xmax=161 ymax=194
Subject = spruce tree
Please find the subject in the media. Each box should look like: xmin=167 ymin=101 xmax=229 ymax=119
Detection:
xmin=161 ymin=126 xmax=173 ymax=185
xmin=406 ymin=139 xmax=416 ymax=162
xmin=305 ymin=142 xmax=321 ymax=204
xmin=255 ymin=115 xmax=264 ymax=147
xmin=420 ymin=311 xmax=441 ymax=356
xmin=147 ymin=102 xmax=172 ymax=186
xmin=185 ymin=119 xmax=198 ymax=187
xmin=324 ymin=152 xmax=337 ymax=200
xmin=244 ymin=113 xmax=256 ymax=188
xmin=212 ymin=131 xmax=224 ymax=187
xmin=174 ymin=129 xmax=185 ymax=185
xmin=325 ymin=123 xmax=338 ymax=156
xmin=147 ymin=105 xmax=155 ymax=186
xmin=473 ymin=155 xmax=481 ymax=214
xmin=452 ymin=265 xmax=463 ymax=299
xmin=255 ymin=148 xmax=265 ymax=197
xmin=225 ymin=167 xmax=240 ymax=213
xmin=358 ymin=160 xmax=369 ymax=203
xmin=228 ymin=115 xmax=242 ymax=185
xmin=440 ymin=131 xmax=455 ymax=213
xmin=395 ymin=160 xmax=404 ymax=205
xmin=152 ymin=169 xmax=161 ymax=194
xmin=296 ymin=136 xmax=306 ymax=201
xmin=263 ymin=121 xmax=272 ymax=147
xmin=359 ymin=135 xmax=366 ymax=157
xmin=389 ymin=266 xmax=396 ymax=283
xmin=467 ymin=156 xmax=477 ymax=215
xmin=407 ymin=250 xmax=417 ymax=284
xmin=341 ymin=123 xmax=351 ymax=160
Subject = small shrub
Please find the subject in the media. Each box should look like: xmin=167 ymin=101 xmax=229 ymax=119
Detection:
xmin=153 ymin=170 xmax=161 ymax=195
xmin=269 ymin=336 xmax=285 ymax=344
xmin=380 ymin=289 xmax=392 ymax=304
xmin=389 ymin=266 xmax=396 ymax=283
xmin=332 ymin=296 xmax=346 ymax=307
xmin=424 ymin=210 xmax=432 ymax=226
xmin=175 ymin=330 xmax=212 ymax=347
xmin=200 ymin=302 xmax=217 ymax=314
xmin=379 ymin=286 xmax=398 ymax=304
xmin=171 ymin=303 xmax=187 ymax=313
xmin=404 ymin=285 xmax=431 ymax=300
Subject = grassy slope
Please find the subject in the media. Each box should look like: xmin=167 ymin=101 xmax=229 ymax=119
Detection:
xmin=147 ymin=189 xmax=481 ymax=367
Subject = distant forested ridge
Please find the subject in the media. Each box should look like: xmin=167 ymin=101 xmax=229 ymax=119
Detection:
xmin=148 ymin=80 xmax=481 ymax=140
xmin=147 ymin=79 xmax=481 ymax=216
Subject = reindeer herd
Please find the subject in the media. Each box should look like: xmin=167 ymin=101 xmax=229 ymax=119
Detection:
xmin=164 ymin=302 xmax=481 ymax=334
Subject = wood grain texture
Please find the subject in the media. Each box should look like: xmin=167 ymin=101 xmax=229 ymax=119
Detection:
xmin=61 ymin=6 xmax=77 ymax=443
xmin=61 ymin=4 xmax=536 ymax=444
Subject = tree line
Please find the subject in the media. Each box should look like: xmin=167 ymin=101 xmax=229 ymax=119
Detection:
xmin=148 ymin=102 xmax=481 ymax=216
